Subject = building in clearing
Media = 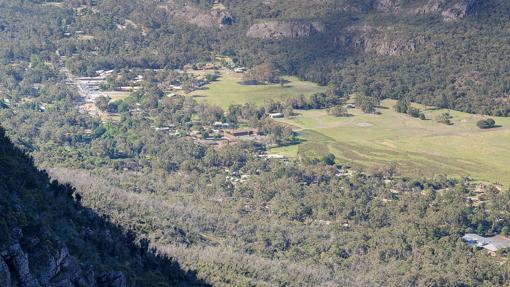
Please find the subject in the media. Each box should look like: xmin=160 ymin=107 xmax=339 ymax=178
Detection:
xmin=213 ymin=121 xmax=230 ymax=128
xmin=226 ymin=129 xmax=256 ymax=137
xmin=462 ymin=234 xmax=510 ymax=255
xmin=267 ymin=112 xmax=283 ymax=119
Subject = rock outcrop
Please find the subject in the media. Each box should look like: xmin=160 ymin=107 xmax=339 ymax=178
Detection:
xmin=0 ymin=235 xmax=126 ymax=287
xmin=375 ymin=0 xmax=402 ymax=12
xmin=162 ymin=4 xmax=234 ymax=28
xmin=336 ymin=25 xmax=431 ymax=56
xmin=246 ymin=20 xmax=325 ymax=39
xmin=374 ymin=0 xmax=484 ymax=21
xmin=441 ymin=0 xmax=485 ymax=22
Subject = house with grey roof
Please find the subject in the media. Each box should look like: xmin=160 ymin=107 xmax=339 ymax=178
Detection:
xmin=462 ymin=233 xmax=510 ymax=255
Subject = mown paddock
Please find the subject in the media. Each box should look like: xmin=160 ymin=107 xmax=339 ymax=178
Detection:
xmin=272 ymin=99 xmax=510 ymax=187
xmin=189 ymin=70 xmax=327 ymax=109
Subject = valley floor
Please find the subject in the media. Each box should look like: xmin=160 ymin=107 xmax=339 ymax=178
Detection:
xmin=272 ymin=99 xmax=510 ymax=187
xmin=189 ymin=70 xmax=326 ymax=108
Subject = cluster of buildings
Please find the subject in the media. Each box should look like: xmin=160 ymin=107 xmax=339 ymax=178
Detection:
xmin=73 ymin=70 xmax=114 ymax=104
xmin=152 ymin=120 xmax=266 ymax=149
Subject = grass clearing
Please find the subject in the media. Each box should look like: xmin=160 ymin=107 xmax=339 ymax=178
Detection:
xmin=189 ymin=70 xmax=326 ymax=109
xmin=104 ymin=91 xmax=131 ymax=102
xmin=273 ymin=99 xmax=510 ymax=187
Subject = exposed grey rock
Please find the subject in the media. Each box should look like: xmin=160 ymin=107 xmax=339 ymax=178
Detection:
xmin=161 ymin=4 xmax=234 ymax=28
xmin=246 ymin=20 xmax=325 ymax=39
xmin=30 ymin=239 xmax=69 ymax=285
xmin=3 ymin=243 xmax=41 ymax=287
xmin=411 ymin=0 xmax=443 ymax=15
xmin=375 ymin=0 xmax=401 ymax=12
xmin=336 ymin=25 xmax=430 ymax=56
xmin=96 ymin=272 xmax=126 ymax=287
xmin=11 ymin=227 xmax=23 ymax=241
xmin=442 ymin=0 xmax=484 ymax=22
xmin=72 ymin=264 xmax=97 ymax=287
xmin=0 ymin=236 xmax=123 ymax=287
xmin=375 ymin=0 xmax=484 ymax=21
xmin=0 ymin=258 xmax=11 ymax=287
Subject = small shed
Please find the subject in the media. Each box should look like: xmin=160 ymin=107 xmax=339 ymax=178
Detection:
xmin=267 ymin=112 xmax=283 ymax=119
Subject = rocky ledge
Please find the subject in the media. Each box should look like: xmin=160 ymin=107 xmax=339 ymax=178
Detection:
xmin=0 ymin=228 xmax=125 ymax=287
xmin=246 ymin=20 xmax=326 ymax=40
xmin=375 ymin=0 xmax=485 ymax=21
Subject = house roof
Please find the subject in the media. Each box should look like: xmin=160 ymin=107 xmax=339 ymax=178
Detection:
xmin=462 ymin=234 xmax=510 ymax=251
xmin=462 ymin=233 xmax=486 ymax=242
xmin=487 ymin=235 xmax=510 ymax=250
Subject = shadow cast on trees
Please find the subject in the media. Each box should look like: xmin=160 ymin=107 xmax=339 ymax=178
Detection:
xmin=0 ymin=126 xmax=209 ymax=287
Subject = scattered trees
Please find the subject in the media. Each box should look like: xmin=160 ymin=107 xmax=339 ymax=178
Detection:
xmin=328 ymin=105 xmax=349 ymax=117
xmin=356 ymin=94 xmax=379 ymax=114
xmin=243 ymin=63 xmax=280 ymax=84
xmin=286 ymin=92 xmax=343 ymax=110
xmin=394 ymin=97 xmax=425 ymax=119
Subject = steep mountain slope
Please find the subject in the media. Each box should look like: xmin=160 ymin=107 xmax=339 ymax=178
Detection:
xmin=0 ymin=126 xmax=206 ymax=287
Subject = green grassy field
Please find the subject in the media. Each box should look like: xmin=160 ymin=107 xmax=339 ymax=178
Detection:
xmin=189 ymin=70 xmax=326 ymax=109
xmin=272 ymin=99 xmax=510 ymax=187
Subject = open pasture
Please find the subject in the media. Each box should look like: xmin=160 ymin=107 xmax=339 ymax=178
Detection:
xmin=189 ymin=70 xmax=326 ymax=109
xmin=273 ymin=100 xmax=510 ymax=186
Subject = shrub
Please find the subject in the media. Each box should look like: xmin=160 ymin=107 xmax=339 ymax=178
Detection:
xmin=477 ymin=118 xmax=496 ymax=129
xmin=321 ymin=153 xmax=336 ymax=165
xmin=407 ymin=107 xmax=421 ymax=118
xmin=436 ymin=112 xmax=453 ymax=125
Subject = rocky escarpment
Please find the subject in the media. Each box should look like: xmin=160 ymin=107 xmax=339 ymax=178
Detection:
xmin=0 ymin=233 xmax=125 ymax=287
xmin=161 ymin=4 xmax=234 ymax=28
xmin=375 ymin=0 xmax=485 ymax=21
xmin=441 ymin=0 xmax=486 ymax=22
xmin=246 ymin=20 xmax=325 ymax=39
xmin=336 ymin=25 xmax=432 ymax=56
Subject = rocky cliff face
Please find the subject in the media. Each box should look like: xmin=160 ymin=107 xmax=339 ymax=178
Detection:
xmin=333 ymin=0 xmax=485 ymax=56
xmin=246 ymin=20 xmax=325 ymax=39
xmin=160 ymin=4 xmax=234 ymax=28
xmin=0 ymin=239 xmax=125 ymax=287
xmin=336 ymin=25 xmax=432 ymax=56
xmin=0 ymin=212 xmax=127 ymax=287
xmin=441 ymin=0 xmax=486 ymax=22
xmin=375 ymin=0 xmax=485 ymax=21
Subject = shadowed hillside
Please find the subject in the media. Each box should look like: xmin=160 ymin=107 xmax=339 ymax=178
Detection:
xmin=0 ymin=126 xmax=208 ymax=287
